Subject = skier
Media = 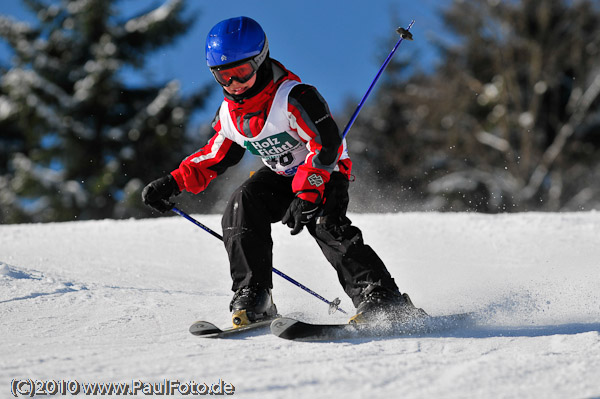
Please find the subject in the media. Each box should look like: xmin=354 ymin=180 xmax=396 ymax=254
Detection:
xmin=142 ymin=16 xmax=425 ymax=326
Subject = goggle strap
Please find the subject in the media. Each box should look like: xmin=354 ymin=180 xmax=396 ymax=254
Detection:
xmin=253 ymin=36 xmax=269 ymax=68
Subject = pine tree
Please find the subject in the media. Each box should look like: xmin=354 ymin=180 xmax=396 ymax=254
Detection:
xmin=349 ymin=0 xmax=600 ymax=212
xmin=0 ymin=0 xmax=207 ymax=223
xmin=429 ymin=0 xmax=600 ymax=211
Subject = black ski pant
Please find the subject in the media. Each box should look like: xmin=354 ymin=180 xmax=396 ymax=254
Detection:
xmin=221 ymin=166 xmax=398 ymax=307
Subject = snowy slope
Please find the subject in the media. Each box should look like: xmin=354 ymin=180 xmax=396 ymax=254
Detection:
xmin=1 ymin=212 xmax=599 ymax=398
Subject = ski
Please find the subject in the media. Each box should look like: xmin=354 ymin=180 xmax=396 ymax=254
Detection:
xmin=189 ymin=318 xmax=275 ymax=339
xmin=270 ymin=312 xmax=475 ymax=341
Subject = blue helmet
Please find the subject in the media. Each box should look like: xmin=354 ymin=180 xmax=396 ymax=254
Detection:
xmin=205 ymin=16 xmax=269 ymax=68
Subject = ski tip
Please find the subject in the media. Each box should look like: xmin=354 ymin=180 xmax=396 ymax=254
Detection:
xmin=270 ymin=317 xmax=301 ymax=338
xmin=189 ymin=320 xmax=221 ymax=336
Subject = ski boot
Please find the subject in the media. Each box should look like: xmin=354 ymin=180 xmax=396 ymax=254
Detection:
xmin=229 ymin=285 xmax=278 ymax=328
xmin=349 ymin=284 xmax=428 ymax=326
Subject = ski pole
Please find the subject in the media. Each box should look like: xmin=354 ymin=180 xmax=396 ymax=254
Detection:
xmin=171 ymin=206 xmax=223 ymax=240
xmin=171 ymin=206 xmax=347 ymax=314
xmin=341 ymin=20 xmax=414 ymax=140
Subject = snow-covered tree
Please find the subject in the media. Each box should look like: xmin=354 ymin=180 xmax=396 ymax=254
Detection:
xmin=0 ymin=0 xmax=208 ymax=223
xmin=428 ymin=0 xmax=600 ymax=212
xmin=349 ymin=0 xmax=600 ymax=212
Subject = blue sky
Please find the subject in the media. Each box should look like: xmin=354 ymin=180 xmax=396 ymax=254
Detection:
xmin=0 ymin=0 xmax=448 ymax=123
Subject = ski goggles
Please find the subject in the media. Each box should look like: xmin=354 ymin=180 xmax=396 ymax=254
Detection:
xmin=210 ymin=61 xmax=258 ymax=87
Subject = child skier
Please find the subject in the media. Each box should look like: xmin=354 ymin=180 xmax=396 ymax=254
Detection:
xmin=142 ymin=16 xmax=425 ymax=326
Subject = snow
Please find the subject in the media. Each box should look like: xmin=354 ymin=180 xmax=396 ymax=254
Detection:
xmin=1 ymin=212 xmax=599 ymax=398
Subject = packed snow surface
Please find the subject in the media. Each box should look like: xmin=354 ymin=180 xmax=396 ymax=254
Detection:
xmin=1 ymin=212 xmax=599 ymax=398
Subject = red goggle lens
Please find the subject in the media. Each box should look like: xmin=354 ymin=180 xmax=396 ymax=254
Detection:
xmin=212 ymin=62 xmax=256 ymax=87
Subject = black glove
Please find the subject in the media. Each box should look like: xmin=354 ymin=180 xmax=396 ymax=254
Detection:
xmin=282 ymin=197 xmax=321 ymax=235
xmin=141 ymin=175 xmax=180 ymax=213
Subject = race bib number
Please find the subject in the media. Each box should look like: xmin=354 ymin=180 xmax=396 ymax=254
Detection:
xmin=244 ymin=132 xmax=307 ymax=175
